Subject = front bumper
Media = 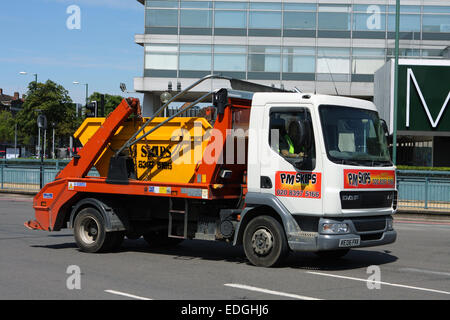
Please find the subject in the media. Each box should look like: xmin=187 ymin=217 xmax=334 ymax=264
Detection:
xmin=287 ymin=216 xmax=397 ymax=252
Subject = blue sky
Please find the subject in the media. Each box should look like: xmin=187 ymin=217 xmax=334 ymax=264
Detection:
xmin=0 ymin=0 xmax=144 ymax=104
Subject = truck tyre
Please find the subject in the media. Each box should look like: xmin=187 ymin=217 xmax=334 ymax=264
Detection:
xmin=143 ymin=230 xmax=183 ymax=248
xmin=73 ymin=207 xmax=118 ymax=253
xmin=243 ymin=215 xmax=288 ymax=267
xmin=315 ymin=249 xmax=350 ymax=260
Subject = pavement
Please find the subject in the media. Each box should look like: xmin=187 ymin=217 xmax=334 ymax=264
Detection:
xmin=1 ymin=193 xmax=449 ymax=301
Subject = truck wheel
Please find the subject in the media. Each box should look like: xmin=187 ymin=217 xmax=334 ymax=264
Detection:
xmin=74 ymin=207 xmax=118 ymax=253
xmin=143 ymin=230 xmax=183 ymax=248
xmin=243 ymin=215 xmax=288 ymax=267
xmin=315 ymin=249 xmax=350 ymax=260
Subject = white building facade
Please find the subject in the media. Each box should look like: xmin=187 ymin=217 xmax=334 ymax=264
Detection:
xmin=134 ymin=0 xmax=450 ymax=115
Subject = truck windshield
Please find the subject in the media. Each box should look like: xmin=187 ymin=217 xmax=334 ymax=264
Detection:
xmin=319 ymin=105 xmax=392 ymax=166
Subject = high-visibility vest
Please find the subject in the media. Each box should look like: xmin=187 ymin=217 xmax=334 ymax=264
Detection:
xmin=285 ymin=135 xmax=295 ymax=154
xmin=278 ymin=135 xmax=295 ymax=154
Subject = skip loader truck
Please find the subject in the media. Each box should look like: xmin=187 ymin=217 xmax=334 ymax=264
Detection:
xmin=25 ymin=75 xmax=397 ymax=267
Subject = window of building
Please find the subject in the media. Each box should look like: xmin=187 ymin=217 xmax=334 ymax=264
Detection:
xmin=145 ymin=44 xmax=178 ymax=70
xmin=282 ymin=47 xmax=315 ymax=73
xmin=214 ymin=10 xmax=247 ymax=28
xmin=353 ymin=11 xmax=386 ymax=31
xmin=351 ymin=48 xmax=386 ymax=75
xmin=181 ymin=1 xmax=212 ymax=9
xmin=179 ymin=53 xmax=211 ymax=71
xmin=353 ymin=5 xmax=386 ymax=13
xmin=388 ymin=5 xmax=420 ymax=13
xmin=146 ymin=0 xmax=178 ymax=8
xmin=179 ymin=45 xmax=211 ymax=71
xmin=214 ymin=54 xmax=247 ymax=72
xmin=422 ymin=15 xmax=450 ymax=32
xmin=318 ymin=4 xmax=351 ymax=31
xmin=249 ymin=3 xmax=281 ymax=10
xmin=248 ymin=46 xmax=281 ymax=73
xmin=284 ymin=11 xmax=316 ymax=30
xmin=386 ymin=48 xmax=420 ymax=57
xmin=180 ymin=9 xmax=212 ymax=28
xmin=215 ymin=2 xmax=248 ymax=9
xmin=421 ymin=48 xmax=447 ymax=57
xmin=317 ymin=47 xmax=350 ymax=81
xmin=283 ymin=3 xmax=317 ymax=11
xmin=214 ymin=46 xmax=246 ymax=72
xmin=249 ymin=11 xmax=282 ymax=29
xmin=388 ymin=14 xmax=421 ymax=32
xmin=423 ymin=6 xmax=450 ymax=14
xmin=146 ymin=9 xmax=178 ymax=27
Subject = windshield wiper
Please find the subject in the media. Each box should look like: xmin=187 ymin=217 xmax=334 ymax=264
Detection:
xmin=339 ymin=159 xmax=361 ymax=166
xmin=371 ymin=160 xmax=393 ymax=167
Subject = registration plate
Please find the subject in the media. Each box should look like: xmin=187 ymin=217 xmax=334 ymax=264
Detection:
xmin=339 ymin=238 xmax=360 ymax=247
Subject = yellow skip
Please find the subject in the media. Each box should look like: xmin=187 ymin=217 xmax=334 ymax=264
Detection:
xmin=74 ymin=117 xmax=212 ymax=184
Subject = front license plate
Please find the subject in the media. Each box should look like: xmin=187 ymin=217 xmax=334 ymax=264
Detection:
xmin=339 ymin=238 xmax=360 ymax=247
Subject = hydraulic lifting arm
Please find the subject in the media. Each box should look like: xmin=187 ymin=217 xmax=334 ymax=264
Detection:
xmin=55 ymin=98 xmax=141 ymax=180
xmin=24 ymin=98 xmax=140 ymax=231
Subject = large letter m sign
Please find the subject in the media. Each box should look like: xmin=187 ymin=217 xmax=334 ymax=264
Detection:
xmin=406 ymin=68 xmax=450 ymax=128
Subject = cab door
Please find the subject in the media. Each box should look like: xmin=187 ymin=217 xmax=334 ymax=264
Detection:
xmin=259 ymin=105 xmax=323 ymax=215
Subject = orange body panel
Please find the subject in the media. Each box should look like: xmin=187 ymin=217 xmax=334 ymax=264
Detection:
xmin=26 ymin=97 xmax=248 ymax=232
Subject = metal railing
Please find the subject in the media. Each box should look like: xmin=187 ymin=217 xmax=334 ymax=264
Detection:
xmin=0 ymin=159 xmax=99 ymax=193
xmin=396 ymin=170 xmax=450 ymax=212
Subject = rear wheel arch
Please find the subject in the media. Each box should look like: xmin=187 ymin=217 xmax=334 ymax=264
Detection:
xmin=69 ymin=197 xmax=127 ymax=232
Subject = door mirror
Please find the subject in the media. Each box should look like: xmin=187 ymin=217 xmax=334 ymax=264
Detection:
xmin=380 ymin=119 xmax=389 ymax=136
xmin=213 ymin=88 xmax=228 ymax=115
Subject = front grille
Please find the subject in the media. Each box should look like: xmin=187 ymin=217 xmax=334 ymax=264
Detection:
xmin=340 ymin=191 xmax=396 ymax=209
xmin=361 ymin=233 xmax=383 ymax=241
xmin=352 ymin=216 xmax=387 ymax=232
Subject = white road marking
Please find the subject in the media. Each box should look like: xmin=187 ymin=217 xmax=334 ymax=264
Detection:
xmin=306 ymin=271 xmax=450 ymax=296
xmin=399 ymin=268 xmax=450 ymax=278
xmin=104 ymin=290 xmax=152 ymax=300
xmin=224 ymin=283 xmax=321 ymax=300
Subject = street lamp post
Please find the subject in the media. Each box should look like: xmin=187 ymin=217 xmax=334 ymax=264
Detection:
xmin=73 ymin=81 xmax=89 ymax=106
xmin=52 ymin=122 xmax=56 ymax=159
xmin=37 ymin=113 xmax=47 ymax=189
xmin=392 ymin=0 xmax=400 ymax=165
xmin=14 ymin=123 xmax=17 ymax=159
xmin=19 ymin=71 xmax=38 ymax=84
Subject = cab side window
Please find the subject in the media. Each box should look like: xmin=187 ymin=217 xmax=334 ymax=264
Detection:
xmin=269 ymin=109 xmax=316 ymax=170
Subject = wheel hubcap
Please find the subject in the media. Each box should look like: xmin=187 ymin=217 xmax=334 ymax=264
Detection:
xmin=80 ymin=217 xmax=99 ymax=244
xmin=251 ymin=228 xmax=273 ymax=256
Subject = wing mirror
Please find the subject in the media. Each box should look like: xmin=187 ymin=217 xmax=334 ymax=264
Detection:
xmin=380 ymin=119 xmax=389 ymax=136
xmin=213 ymin=88 xmax=228 ymax=115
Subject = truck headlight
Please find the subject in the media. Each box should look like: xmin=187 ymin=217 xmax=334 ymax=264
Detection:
xmin=321 ymin=223 xmax=349 ymax=234
xmin=387 ymin=218 xmax=394 ymax=231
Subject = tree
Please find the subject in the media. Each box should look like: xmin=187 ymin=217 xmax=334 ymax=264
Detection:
xmin=15 ymin=80 xmax=80 ymax=154
xmin=0 ymin=110 xmax=15 ymax=143
xmin=88 ymin=92 xmax=124 ymax=117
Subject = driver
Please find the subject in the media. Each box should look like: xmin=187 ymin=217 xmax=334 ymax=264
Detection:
xmin=280 ymin=120 xmax=305 ymax=158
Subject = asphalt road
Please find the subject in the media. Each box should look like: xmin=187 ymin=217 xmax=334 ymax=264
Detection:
xmin=1 ymin=193 xmax=449 ymax=301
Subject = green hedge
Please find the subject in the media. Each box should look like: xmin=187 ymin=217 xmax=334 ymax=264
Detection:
xmin=396 ymin=165 xmax=450 ymax=171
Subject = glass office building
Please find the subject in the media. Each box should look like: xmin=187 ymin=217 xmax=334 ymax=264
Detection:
xmin=134 ymin=0 xmax=450 ymax=115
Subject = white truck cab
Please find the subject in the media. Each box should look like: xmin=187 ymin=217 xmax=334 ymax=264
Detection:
xmin=240 ymin=92 xmax=396 ymax=265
